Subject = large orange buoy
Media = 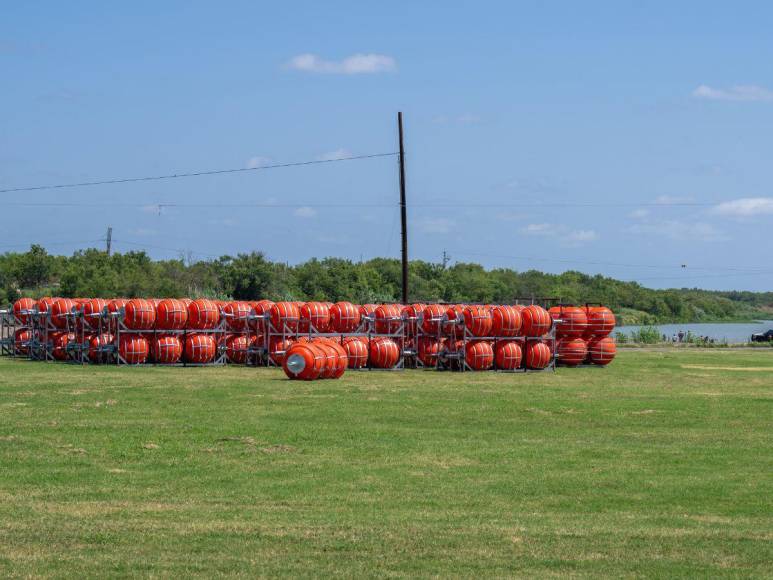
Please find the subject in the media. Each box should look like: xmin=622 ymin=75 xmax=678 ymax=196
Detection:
xmin=585 ymin=306 xmax=616 ymax=338
xmin=185 ymin=333 xmax=217 ymax=364
xmin=420 ymin=304 xmax=445 ymax=334
xmin=12 ymin=297 xmax=35 ymax=325
xmin=299 ymin=301 xmax=331 ymax=333
xmin=463 ymin=305 xmax=493 ymax=337
xmin=491 ymin=305 xmax=522 ymax=337
xmin=525 ymin=341 xmax=552 ymax=369
xmin=88 ymin=333 xmax=114 ymax=363
xmin=14 ymin=329 xmax=31 ymax=355
xmin=81 ymin=298 xmax=108 ymax=330
xmin=495 ymin=340 xmax=522 ymax=370
xmin=359 ymin=303 xmax=377 ymax=318
xmin=557 ymin=338 xmax=588 ymax=366
xmin=106 ymin=299 xmax=127 ymax=331
xmin=50 ymin=298 xmax=76 ymax=329
xmin=222 ymin=301 xmax=251 ymax=331
xmin=270 ymin=301 xmax=300 ymax=333
xmin=588 ymin=337 xmax=616 ymax=365
xmin=119 ymin=334 xmax=148 ymax=364
xmin=156 ymin=298 xmax=188 ymax=330
xmin=342 ymin=336 xmax=368 ymax=368
xmin=326 ymin=340 xmax=348 ymax=378
xmin=312 ymin=338 xmax=347 ymax=379
xmin=417 ymin=336 xmax=442 ymax=367
xmin=521 ymin=305 xmax=552 ymax=337
xmin=249 ymin=299 xmax=274 ymax=333
xmin=151 ymin=335 xmax=183 ymax=364
xmin=283 ymin=342 xmax=326 ymax=380
xmin=124 ymin=299 xmax=156 ymax=330
xmin=442 ymin=305 xmax=465 ymax=337
xmin=465 ymin=340 xmax=494 ymax=370
xmin=187 ymin=299 xmax=220 ymax=330
xmin=268 ymin=336 xmax=295 ymax=365
xmin=549 ymin=306 xmax=588 ymax=339
xmin=36 ymin=297 xmax=56 ymax=324
xmin=401 ymin=303 xmax=426 ymax=335
xmin=329 ymin=301 xmax=361 ymax=333
xmin=369 ymin=337 xmax=400 ymax=368
xmin=374 ymin=304 xmax=402 ymax=334
xmin=224 ymin=334 xmax=250 ymax=364
xmin=51 ymin=331 xmax=76 ymax=360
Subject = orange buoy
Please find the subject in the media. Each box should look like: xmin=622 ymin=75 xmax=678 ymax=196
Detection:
xmin=268 ymin=336 xmax=295 ymax=365
xmin=549 ymin=306 xmax=588 ymax=339
xmin=283 ymin=342 xmax=326 ymax=380
xmin=124 ymin=299 xmax=156 ymax=330
xmin=14 ymin=329 xmax=31 ymax=355
xmin=491 ymin=305 xmax=522 ymax=337
xmin=270 ymin=301 xmax=300 ymax=333
xmin=521 ymin=305 xmax=552 ymax=337
xmin=401 ymin=303 xmax=426 ymax=335
xmin=312 ymin=338 xmax=345 ymax=379
xmin=119 ymin=334 xmax=148 ymax=364
xmin=88 ymin=333 xmax=114 ymax=363
xmin=50 ymin=298 xmax=76 ymax=329
xmin=222 ymin=301 xmax=251 ymax=331
xmin=495 ymin=340 xmax=522 ymax=370
xmin=342 ymin=336 xmax=368 ymax=368
xmin=224 ymin=334 xmax=250 ymax=364
xmin=441 ymin=305 xmax=465 ymax=337
xmin=417 ymin=336 xmax=442 ymax=367
xmin=588 ymin=337 xmax=616 ymax=365
xmin=329 ymin=301 xmax=361 ymax=333
xmin=12 ymin=297 xmax=35 ymax=325
xmin=374 ymin=304 xmax=402 ymax=334
xmin=185 ymin=333 xmax=217 ymax=364
xmin=106 ymin=299 xmax=127 ymax=331
xmin=359 ymin=303 xmax=377 ymax=318
xmin=420 ymin=304 xmax=445 ymax=334
xmin=250 ymin=299 xmax=274 ymax=333
xmin=465 ymin=340 xmax=494 ymax=370
xmin=525 ymin=341 xmax=552 ymax=369
xmin=82 ymin=298 xmax=108 ymax=330
xmin=369 ymin=337 xmax=400 ymax=368
xmin=299 ymin=301 xmax=331 ymax=333
xmin=585 ymin=306 xmax=616 ymax=338
xmin=463 ymin=305 xmax=493 ymax=337
xmin=557 ymin=338 xmax=588 ymax=366
xmin=51 ymin=331 xmax=76 ymax=360
xmin=156 ymin=298 xmax=188 ymax=330
xmin=151 ymin=335 xmax=182 ymax=364
xmin=187 ymin=299 xmax=220 ymax=330
xmin=36 ymin=297 xmax=56 ymax=323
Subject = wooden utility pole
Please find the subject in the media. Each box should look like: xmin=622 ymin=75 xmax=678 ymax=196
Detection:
xmin=106 ymin=227 xmax=113 ymax=256
xmin=398 ymin=112 xmax=408 ymax=304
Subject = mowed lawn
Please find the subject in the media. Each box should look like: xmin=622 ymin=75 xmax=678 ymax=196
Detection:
xmin=0 ymin=351 xmax=771 ymax=578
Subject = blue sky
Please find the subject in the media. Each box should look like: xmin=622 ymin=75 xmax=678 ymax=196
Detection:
xmin=2 ymin=1 xmax=773 ymax=291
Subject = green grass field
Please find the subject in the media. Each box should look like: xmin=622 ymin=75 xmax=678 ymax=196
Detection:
xmin=1 ymin=351 xmax=771 ymax=578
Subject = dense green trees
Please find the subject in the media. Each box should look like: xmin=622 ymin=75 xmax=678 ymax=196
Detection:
xmin=1 ymin=245 xmax=769 ymax=324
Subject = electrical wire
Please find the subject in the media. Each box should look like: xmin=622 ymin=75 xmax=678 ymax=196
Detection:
xmin=0 ymin=152 xmax=399 ymax=194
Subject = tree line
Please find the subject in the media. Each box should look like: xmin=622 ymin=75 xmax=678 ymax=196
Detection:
xmin=1 ymin=245 xmax=770 ymax=325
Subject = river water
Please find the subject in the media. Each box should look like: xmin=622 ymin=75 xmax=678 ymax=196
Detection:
xmin=615 ymin=320 xmax=773 ymax=344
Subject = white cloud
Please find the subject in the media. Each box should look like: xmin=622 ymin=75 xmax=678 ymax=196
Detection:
xmin=629 ymin=220 xmax=727 ymax=242
xmin=293 ymin=206 xmax=317 ymax=218
xmin=567 ymin=229 xmax=599 ymax=243
xmin=655 ymin=195 xmax=693 ymax=205
xmin=246 ymin=156 xmax=271 ymax=169
xmin=693 ymin=84 xmax=773 ymax=102
xmin=285 ymin=53 xmax=396 ymax=75
xmin=711 ymin=197 xmax=773 ymax=217
xmin=418 ymin=217 xmax=454 ymax=234
xmin=316 ymin=148 xmax=353 ymax=161
xmin=629 ymin=208 xmax=650 ymax=220
xmin=520 ymin=223 xmax=554 ymax=236
xmin=519 ymin=223 xmax=599 ymax=245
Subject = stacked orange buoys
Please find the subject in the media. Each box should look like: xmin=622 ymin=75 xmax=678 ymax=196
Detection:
xmin=12 ymin=297 xmax=35 ymax=325
xmin=329 ymin=301 xmax=361 ymax=333
xmin=342 ymin=336 xmax=368 ymax=368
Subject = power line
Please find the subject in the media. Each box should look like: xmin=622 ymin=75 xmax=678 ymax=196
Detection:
xmin=0 ymin=152 xmax=399 ymax=194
